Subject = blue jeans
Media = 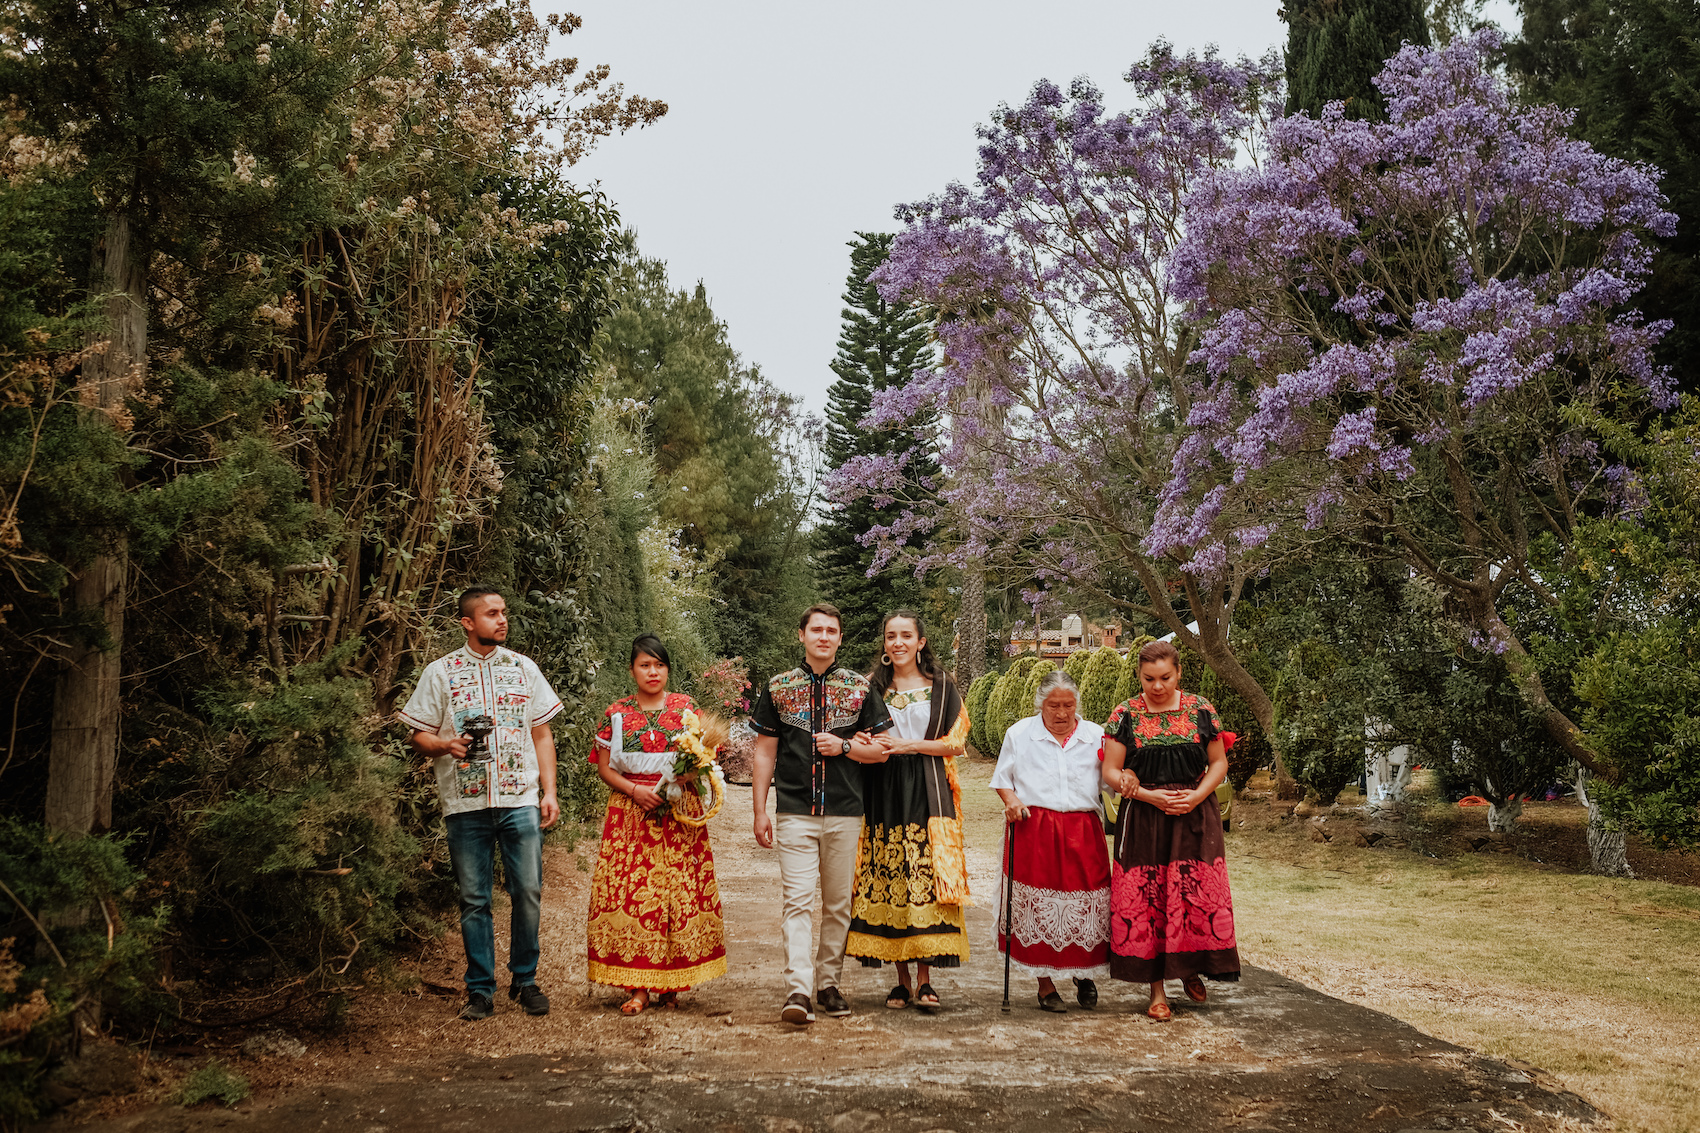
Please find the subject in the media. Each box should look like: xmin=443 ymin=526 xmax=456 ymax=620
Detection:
xmin=445 ymin=805 xmax=543 ymax=997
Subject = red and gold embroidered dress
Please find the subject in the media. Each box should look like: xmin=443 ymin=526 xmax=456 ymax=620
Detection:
xmin=587 ymin=691 xmax=727 ymax=991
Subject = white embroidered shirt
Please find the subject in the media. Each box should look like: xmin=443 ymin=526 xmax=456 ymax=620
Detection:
xmin=398 ymin=645 xmax=563 ymax=816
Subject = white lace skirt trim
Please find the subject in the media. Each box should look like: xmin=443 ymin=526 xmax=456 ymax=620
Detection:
xmin=1009 ymin=957 xmax=1111 ymax=980
xmin=996 ymin=875 xmax=1111 ymax=954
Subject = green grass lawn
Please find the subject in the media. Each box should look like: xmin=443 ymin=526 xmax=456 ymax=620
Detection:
xmin=1228 ymin=810 xmax=1700 ymax=1133
xmin=958 ymin=751 xmax=1699 ymax=1131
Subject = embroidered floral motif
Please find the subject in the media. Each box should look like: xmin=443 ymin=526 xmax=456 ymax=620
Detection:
xmin=883 ymin=686 xmax=933 ymax=713
xmin=595 ymin=692 xmax=695 ymax=759
xmin=851 ymin=845 xmax=971 ymax=960
xmin=1106 ymin=692 xmax=1215 ymax=748
xmin=767 ymin=667 xmax=872 ymax=732
xmin=997 ymin=876 xmax=1111 ymax=953
xmin=1109 ymin=857 xmax=1237 ymax=959
xmin=586 ymin=782 xmax=727 ymax=990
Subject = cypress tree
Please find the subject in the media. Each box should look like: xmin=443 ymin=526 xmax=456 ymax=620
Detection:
xmin=1506 ymin=0 xmax=1700 ymax=396
xmin=1079 ymin=645 xmax=1124 ymax=726
xmin=988 ymin=655 xmax=1041 ymax=754
xmin=818 ymin=232 xmax=940 ymax=668
xmin=1283 ymin=0 xmax=1431 ymax=119
xmin=1020 ymin=660 xmax=1058 ymax=721
xmin=965 ymin=671 xmax=999 ymax=753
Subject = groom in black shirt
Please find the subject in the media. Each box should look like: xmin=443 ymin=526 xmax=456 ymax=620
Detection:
xmin=750 ymin=602 xmax=892 ymax=1024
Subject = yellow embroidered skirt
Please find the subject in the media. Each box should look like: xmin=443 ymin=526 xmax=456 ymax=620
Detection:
xmin=846 ymin=756 xmax=969 ymax=967
xmin=586 ymin=774 xmax=728 ymax=990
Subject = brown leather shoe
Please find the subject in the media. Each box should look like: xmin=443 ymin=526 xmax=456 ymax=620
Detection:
xmin=815 ymin=986 xmax=851 ymax=1017
xmin=781 ymin=993 xmax=814 ymax=1024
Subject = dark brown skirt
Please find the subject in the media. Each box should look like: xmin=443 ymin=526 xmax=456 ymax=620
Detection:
xmin=1108 ymin=784 xmax=1241 ymax=984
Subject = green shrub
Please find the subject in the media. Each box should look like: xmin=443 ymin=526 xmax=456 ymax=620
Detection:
xmin=1579 ymin=619 xmax=1700 ymax=849
xmin=177 ymin=1061 xmax=250 ymax=1107
xmin=1020 ymin=660 xmax=1058 ymax=719
xmin=987 ymin=656 xmax=1040 ymax=755
xmin=0 ymin=818 xmax=165 ymax=1127
xmin=1269 ymin=638 xmax=1365 ymax=804
xmin=1079 ymin=646 xmax=1124 ymax=726
xmin=145 ymin=644 xmax=433 ymax=976
xmin=964 ymin=672 xmax=998 ymax=754
xmin=1063 ymin=649 xmax=1092 ymax=684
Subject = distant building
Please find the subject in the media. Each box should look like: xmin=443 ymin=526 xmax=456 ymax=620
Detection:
xmin=1008 ymin=615 xmax=1121 ymax=658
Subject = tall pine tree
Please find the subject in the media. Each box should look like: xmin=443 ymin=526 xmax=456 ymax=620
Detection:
xmin=1283 ymin=0 xmax=1431 ymax=119
xmin=1507 ymin=0 xmax=1700 ymax=396
xmin=818 ymin=233 xmax=939 ymax=670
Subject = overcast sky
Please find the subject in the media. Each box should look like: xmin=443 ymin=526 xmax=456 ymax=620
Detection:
xmin=551 ymin=0 xmax=1291 ymax=417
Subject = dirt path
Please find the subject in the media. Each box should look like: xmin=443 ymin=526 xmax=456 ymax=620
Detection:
xmin=52 ymin=759 xmax=1603 ymax=1131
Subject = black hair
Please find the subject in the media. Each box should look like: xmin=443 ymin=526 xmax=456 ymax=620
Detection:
xmin=868 ymin=609 xmax=942 ymax=698
xmin=458 ymin=586 xmax=502 ymax=619
xmin=629 ymin=633 xmax=671 ymax=669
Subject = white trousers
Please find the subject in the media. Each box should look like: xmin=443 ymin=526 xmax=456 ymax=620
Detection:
xmin=774 ymin=813 xmax=862 ymax=1001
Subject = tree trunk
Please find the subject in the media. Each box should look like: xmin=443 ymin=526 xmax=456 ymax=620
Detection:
xmin=1479 ymin=607 xmax=1612 ymax=779
xmin=1576 ymin=766 xmax=1633 ymax=878
xmin=1486 ymin=798 xmax=1522 ymax=833
xmin=46 ymin=552 xmax=126 ymax=834
xmin=46 ymin=212 xmax=143 ymax=836
xmin=956 ymin=564 xmax=987 ymax=687
xmin=949 ymin=337 xmax=1003 ymax=688
xmin=1186 ymin=588 xmax=1303 ymax=798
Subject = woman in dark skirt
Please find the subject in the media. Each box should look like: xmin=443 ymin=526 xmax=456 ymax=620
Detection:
xmin=846 ymin=611 xmax=972 ymax=1013
xmin=1101 ymin=639 xmax=1241 ymax=1020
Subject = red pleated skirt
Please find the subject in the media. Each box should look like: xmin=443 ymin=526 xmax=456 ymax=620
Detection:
xmin=995 ymin=806 xmax=1111 ymax=978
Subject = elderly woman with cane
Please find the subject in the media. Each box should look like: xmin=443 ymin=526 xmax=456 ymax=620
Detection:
xmin=990 ymin=669 xmax=1112 ymax=1013
xmin=1101 ymin=639 xmax=1241 ymax=1021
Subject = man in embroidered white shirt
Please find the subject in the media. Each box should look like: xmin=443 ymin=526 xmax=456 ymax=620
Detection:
xmin=400 ymin=587 xmax=562 ymax=1020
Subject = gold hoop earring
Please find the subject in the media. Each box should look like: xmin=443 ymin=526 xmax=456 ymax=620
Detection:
xmin=882 ymin=653 xmax=893 ymax=667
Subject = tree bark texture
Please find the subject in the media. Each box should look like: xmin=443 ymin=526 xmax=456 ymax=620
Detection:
xmin=46 ymin=212 xmax=143 ymax=836
xmin=1576 ymin=766 xmax=1633 ymax=878
xmin=1486 ymin=798 xmax=1522 ymax=833
xmin=956 ymin=564 xmax=987 ymax=689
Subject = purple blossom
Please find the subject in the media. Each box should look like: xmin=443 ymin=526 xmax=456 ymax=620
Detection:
xmin=1157 ymin=30 xmax=1675 ymax=572
xmin=830 ymin=42 xmax=1284 ymax=607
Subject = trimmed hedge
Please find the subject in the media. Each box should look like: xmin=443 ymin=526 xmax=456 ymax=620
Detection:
xmin=987 ymin=655 xmax=1040 ymax=755
xmin=1020 ymin=660 xmax=1059 ymax=719
xmin=1063 ymin=649 xmax=1093 ymax=684
xmin=964 ymin=671 xmax=999 ymax=754
xmin=1079 ymin=645 xmax=1124 ymax=726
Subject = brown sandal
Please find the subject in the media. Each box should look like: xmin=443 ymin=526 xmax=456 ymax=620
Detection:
xmin=1147 ymin=1001 xmax=1172 ymax=1022
xmin=656 ymin=991 xmax=679 ymax=1010
xmin=1183 ymin=975 xmax=1208 ymax=1003
xmin=619 ymin=990 xmax=649 ymax=1016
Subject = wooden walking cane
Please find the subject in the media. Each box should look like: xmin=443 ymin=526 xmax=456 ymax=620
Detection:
xmin=1001 ymin=819 xmax=1014 ymax=1014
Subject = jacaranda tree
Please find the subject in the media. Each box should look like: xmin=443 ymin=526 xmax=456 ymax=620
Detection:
xmin=833 ymin=45 xmax=1291 ymax=769
xmin=1164 ymin=30 xmax=1675 ymax=871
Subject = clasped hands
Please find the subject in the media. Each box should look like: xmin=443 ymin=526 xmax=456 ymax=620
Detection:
xmin=1110 ymin=769 xmax=1198 ymax=815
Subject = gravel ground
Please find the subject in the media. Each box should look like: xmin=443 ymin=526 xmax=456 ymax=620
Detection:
xmin=42 ymin=761 xmax=1605 ymax=1132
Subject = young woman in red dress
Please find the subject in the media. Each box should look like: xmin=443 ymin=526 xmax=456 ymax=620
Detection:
xmin=1101 ymin=639 xmax=1241 ymax=1020
xmin=587 ymin=634 xmax=728 ymax=1014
